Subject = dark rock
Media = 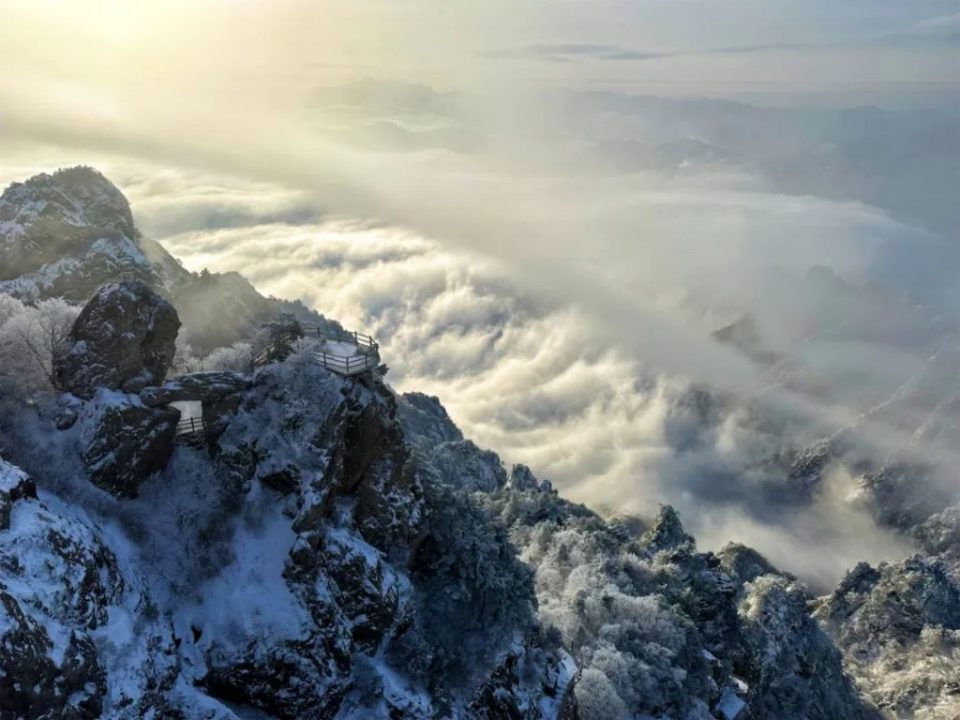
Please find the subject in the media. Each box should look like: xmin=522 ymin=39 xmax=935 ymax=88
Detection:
xmin=0 ymin=593 xmax=106 ymax=720
xmin=139 ymin=371 xmax=252 ymax=407
xmin=643 ymin=505 xmax=696 ymax=551
xmin=508 ymin=463 xmax=539 ymax=491
xmin=54 ymin=280 xmax=180 ymax=399
xmin=739 ymin=576 xmax=880 ymax=720
xmin=397 ymin=392 xmax=464 ymax=444
xmin=80 ymin=394 xmax=179 ymax=498
xmin=0 ymin=461 xmax=37 ymax=530
xmin=258 ymin=464 xmax=301 ymax=494
xmin=717 ymin=542 xmax=788 ymax=585
xmin=0 ymin=167 xmax=136 ymax=281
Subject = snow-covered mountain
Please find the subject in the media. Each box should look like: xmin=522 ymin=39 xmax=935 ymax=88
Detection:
xmin=0 ymin=167 xmax=330 ymax=355
xmin=0 ymin=168 xmax=957 ymax=719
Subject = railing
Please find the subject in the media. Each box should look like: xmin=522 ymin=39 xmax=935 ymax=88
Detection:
xmin=301 ymin=325 xmax=379 ymax=356
xmin=249 ymin=322 xmax=380 ymax=376
xmin=312 ymin=348 xmax=379 ymax=376
xmin=176 ymin=416 xmax=205 ymax=438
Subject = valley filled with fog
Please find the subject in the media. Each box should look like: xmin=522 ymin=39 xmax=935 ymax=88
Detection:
xmin=6 ymin=78 xmax=954 ymax=588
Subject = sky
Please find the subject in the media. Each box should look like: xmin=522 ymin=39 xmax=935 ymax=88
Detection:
xmin=1 ymin=0 xmax=958 ymax=586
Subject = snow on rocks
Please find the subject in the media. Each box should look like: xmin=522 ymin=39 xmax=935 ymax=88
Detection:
xmin=76 ymin=390 xmax=179 ymax=499
xmin=0 ymin=457 xmax=36 ymax=530
xmin=54 ymin=280 xmax=180 ymax=399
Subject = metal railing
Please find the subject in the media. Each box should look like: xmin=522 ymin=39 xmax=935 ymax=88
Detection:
xmin=301 ymin=325 xmax=379 ymax=356
xmin=176 ymin=416 xmax=205 ymax=438
xmin=301 ymin=324 xmax=379 ymax=376
xmin=249 ymin=322 xmax=380 ymax=376
xmin=312 ymin=348 xmax=379 ymax=376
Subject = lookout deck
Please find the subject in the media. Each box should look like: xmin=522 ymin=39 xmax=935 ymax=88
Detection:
xmin=252 ymin=323 xmax=380 ymax=376
xmin=304 ymin=324 xmax=380 ymax=376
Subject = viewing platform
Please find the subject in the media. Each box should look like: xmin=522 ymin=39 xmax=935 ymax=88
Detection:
xmin=252 ymin=322 xmax=380 ymax=377
xmin=303 ymin=324 xmax=380 ymax=376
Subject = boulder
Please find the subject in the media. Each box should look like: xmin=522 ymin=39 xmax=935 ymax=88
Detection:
xmin=0 ymin=458 xmax=37 ymax=530
xmin=139 ymin=371 xmax=252 ymax=407
xmin=80 ymin=394 xmax=179 ymax=498
xmin=54 ymin=280 xmax=180 ymax=399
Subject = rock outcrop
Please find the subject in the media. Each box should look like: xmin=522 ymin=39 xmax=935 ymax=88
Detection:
xmin=814 ymin=555 xmax=960 ymax=719
xmin=0 ymin=167 xmax=172 ymax=301
xmin=0 ymin=458 xmax=120 ymax=719
xmin=0 ymin=458 xmax=36 ymax=530
xmin=138 ymin=371 xmax=252 ymax=407
xmin=54 ymin=280 xmax=180 ymax=398
xmin=739 ymin=575 xmax=880 ymax=720
xmin=78 ymin=392 xmax=179 ymax=498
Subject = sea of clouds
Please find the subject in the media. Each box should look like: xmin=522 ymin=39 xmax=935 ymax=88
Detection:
xmin=2 ymin=73 xmax=957 ymax=588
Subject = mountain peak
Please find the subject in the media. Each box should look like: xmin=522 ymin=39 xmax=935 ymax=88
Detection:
xmin=0 ymin=167 xmax=153 ymax=298
xmin=1 ymin=165 xmax=135 ymax=240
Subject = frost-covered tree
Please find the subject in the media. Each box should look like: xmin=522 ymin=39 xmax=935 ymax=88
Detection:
xmin=170 ymin=337 xmax=205 ymax=376
xmin=204 ymin=341 xmax=254 ymax=374
xmin=0 ymin=295 xmax=79 ymax=397
xmin=394 ymin=474 xmax=537 ymax=695
xmin=0 ymin=293 xmax=26 ymax=328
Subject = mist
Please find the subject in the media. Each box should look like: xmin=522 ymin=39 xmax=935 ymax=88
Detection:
xmin=1 ymin=0 xmax=957 ymax=586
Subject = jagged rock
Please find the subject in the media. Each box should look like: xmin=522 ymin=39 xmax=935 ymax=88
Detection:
xmin=0 ymin=168 xmax=135 ymax=277
xmin=0 ymin=167 xmax=172 ymax=302
xmin=79 ymin=393 xmax=179 ymax=498
xmin=0 ymin=462 xmax=128 ymax=719
xmin=397 ymin=392 xmax=465 ymax=444
xmin=717 ymin=542 xmax=789 ymax=585
xmin=508 ymin=463 xmax=539 ymax=491
xmin=0 ymin=458 xmax=36 ymax=530
xmin=0 ymin=593 xmax=106 ymax=720
xmin=814 ymin=555 xmax=960 ymax=719
xmin=54 ymin=280 xmax=180 ymax=398
xmin=398 ymin=392 xmax=508 ymax=492
xmin=139 ymin=371 xmax=252 ymax=406
xmin=642 ymin=504 xmax=696 ymax=551
xmin=739 ymin=576 xmax=880 ymax=720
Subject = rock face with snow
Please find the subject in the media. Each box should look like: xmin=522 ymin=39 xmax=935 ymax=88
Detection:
xmin=0 ymin=459 xmax=116 ymax=719
xmin=814 ymin=555 xmax=960 ymax=719
xmin=0 ymin=167 xmax=171 ymax=301
xmin=0 ymin=459 xmax=36 ymax=530
xmin=397 ymin=392 xmax=507 ymax=492
xmin=138 ymin=371 xmax=252 ymax=407
xmin=78 ymin=393 xmax=180 ymax=498
xmin=54 ymin=280 xmax=180 ymax=398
